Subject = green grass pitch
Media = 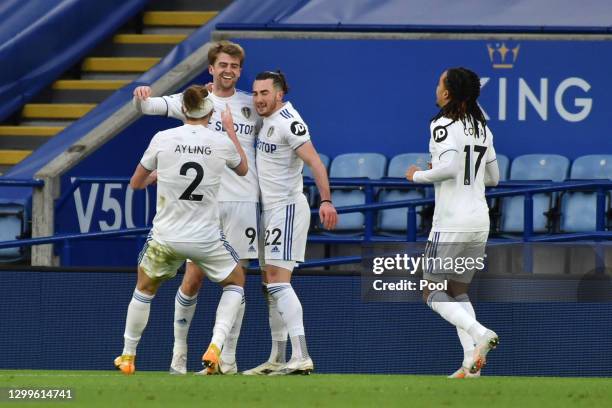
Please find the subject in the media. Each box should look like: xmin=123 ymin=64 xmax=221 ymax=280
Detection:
xmin=1 ymin=371 xmax=611 ymax=407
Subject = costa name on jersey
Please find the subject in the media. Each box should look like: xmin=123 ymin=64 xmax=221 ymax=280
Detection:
xmin=162 ymin=91 xmax=260 ymax=203
xmin=428 ymin=117 xmax=497 ymax=232
xmin=141 ymin=124 xmax=241 ymax=243
xmin=256 ymin=102 xmax=311 ymax=210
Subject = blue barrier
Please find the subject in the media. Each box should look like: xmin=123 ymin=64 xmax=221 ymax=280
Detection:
xmin=1 ymin=176 xmax=610 ymax=267
xmin=2 ymin=270 xmax=612 ymax=376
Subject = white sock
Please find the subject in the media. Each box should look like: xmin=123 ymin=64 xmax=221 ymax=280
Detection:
xmin=122 ymin=289 xmax=154 ymax=355
xmin=211 ymin=285 xmax=244 ymax=348
xmin=267 ymin=283 xmax=309 ymax=361
xmin=455 ymin=293 xmax=476 ymax=367
xmin=427 ymin=290 xmax=487 ymax=341
xmin=173 ymin=288 xmax=198 ymax=355
xmin=220 ymin=294 xmax=245 ymax=365
xmin=265 ymin=283 xmax=288 ymax=363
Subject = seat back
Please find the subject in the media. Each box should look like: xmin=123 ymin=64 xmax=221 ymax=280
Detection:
xmin=510 ymin=154 xmax=570 ymax=181
xmin=387 ymin=153 xmax=429 ymax=178
xmin=570 ymin=155 xmax=612 ymax=180
xmin=329 ymin=153 xmax=387 ymax=179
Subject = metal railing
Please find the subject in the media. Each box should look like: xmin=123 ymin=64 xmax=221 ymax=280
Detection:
xmin=1 ymin=176 xmax=611 ymax=268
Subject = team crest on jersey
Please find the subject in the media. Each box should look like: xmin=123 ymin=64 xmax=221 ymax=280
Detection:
xmin=290 ymin=121 xmax=307 ymax=136
xmin=432 ymin=126 xmax=448 ymax=143
xmin=241 ymin=106 xmax=251 ymax=119
xmin=267 ymin=126 xmax=275 ymax=138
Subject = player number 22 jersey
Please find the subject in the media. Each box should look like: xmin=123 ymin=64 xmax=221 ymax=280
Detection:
xmin=256 ymin=102 xmax=311 ymax=210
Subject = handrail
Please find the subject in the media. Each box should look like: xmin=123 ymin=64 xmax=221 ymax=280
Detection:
xmin=1 ymin=177 xmax=610 ymax=267
xmin=0 ymin=178 xmax=44 ymax=187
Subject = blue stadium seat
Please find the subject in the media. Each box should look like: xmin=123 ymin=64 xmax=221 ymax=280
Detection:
xmin=501 ymin=154 xmax=570 ymax=233
xmin=0 ymin=205 xmax=25 ymax=262
xmin=570 ymin=155 xmax=612 ymax=180
xmin=496 ymin=154 xmax=510 ymax=181
xmin=561 ymin=155 xmax=612 ymax=232
xmin=386 ymin=153 xmax=430 ymax=177
xmin=329 ymin=153 xmax=387 ymax=231
xmin=329 ymin=153 xmax=387 ymax=179
xmin=378 ymin=153 xmax=429 ymax=233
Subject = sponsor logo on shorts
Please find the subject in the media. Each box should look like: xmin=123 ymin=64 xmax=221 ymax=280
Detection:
xmin=271 ymin=246 xmax=280 ymax=253
xmin=248 ymin=245 xmax=256 ymax=253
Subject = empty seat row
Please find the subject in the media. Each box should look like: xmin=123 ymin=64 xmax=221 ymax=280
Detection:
xmin=304 ymin=153 xmax=612 ymax=234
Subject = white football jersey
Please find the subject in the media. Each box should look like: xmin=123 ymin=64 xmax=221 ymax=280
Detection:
xmin=140 ymin=124 xmax=242 ymax=243
xmin=256 ymin=102 xmax=311 ymax=210
xmin=427 ymin=117 xmax=496 ymax=232
xmin=161 ymin=90 xmax=259 ymax=203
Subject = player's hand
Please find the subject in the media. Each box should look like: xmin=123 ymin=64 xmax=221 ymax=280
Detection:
xmin=221 ymin=103 xmax=234 ymax=131
xmin=205 ymin=82 xmax=214 ymax=93
xmin=319 ymin=202 xmax=338 ymax=230
xmin=405 ymin=165 xmax=421 ymax=181
xmin=146 ymin=170 xmax=158 ymax=186
xmin=133 ymin=86 xmax=152 ymax=100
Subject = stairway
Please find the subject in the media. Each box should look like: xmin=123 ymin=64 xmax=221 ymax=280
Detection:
xmin=0 ymin=0 xmax=231 ymax=175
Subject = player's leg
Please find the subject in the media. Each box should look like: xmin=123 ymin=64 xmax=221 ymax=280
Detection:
xmin=116 ymin=239 xmax=180 ymax=375
xmin=264 ymin=262 xmax=313 ymax=376
xmin=447 ymin=281 xmax=478 ymax=378
xmin=200 ymin=263 xmax=246 ymax=374
xmin=190 ymin=235 xmax=245 ymax=374
xmin=265 ymin=198 xmax=312 ymax=375
xmin=217 ymin=202 xmax=259 ymax=373
xmin=170 ymin=261 xmax=205 ymax=375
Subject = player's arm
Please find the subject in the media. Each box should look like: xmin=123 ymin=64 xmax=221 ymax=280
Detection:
xmin=407 ymin=150 xmax=461 ymax=183
xmin=221 ymin=104 xmax=248 ymax=176
xmin=296 ymin=141 xmax=338 ymax=230
xmin=130 ymin=165 xmax=154 ymax=190
xmin=131 ymin=135 xmax=159 ymax=189
xmin=132 ymin=86 xmax=185 ymax=120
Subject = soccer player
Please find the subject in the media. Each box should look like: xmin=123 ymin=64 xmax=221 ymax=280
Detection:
xmin=114 ymin=85 xmax=248 ymax=376
xmin=406 ymin=67 xmax=500 ymax=378
xmin=242 ymin=71 xmax=338 ymax=375
xmin=133 ymin=41 xmax=257 ymax=374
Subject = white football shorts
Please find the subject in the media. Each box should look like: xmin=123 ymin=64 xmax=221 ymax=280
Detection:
xmin=422 ymin=231 xmax=489 ymax=284
xmin=262 ymin=194 xmax=310 ymax=264
xmin=138 ymin=232 xmax=238 ymax=283
xmin=219 ymin=201 xmax=260 ymax=260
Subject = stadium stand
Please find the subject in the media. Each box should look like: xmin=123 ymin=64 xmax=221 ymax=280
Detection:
xmin=561 ymin=155 xmax=612 ymax=232
xmin=329 ymin=153 xmax=387 ymax=231
xmin=501 ymin=154 xmax=570 ymax=233
xmin=1 ymin=0 xmax=612 ymax=379
xmin=378 ymin=153 xmax=429 ymax=234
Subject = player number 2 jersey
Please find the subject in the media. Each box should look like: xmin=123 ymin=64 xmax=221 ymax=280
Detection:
xmin=162 ymin=90 xmax=259 ymax=203
xmin=428 ymin=117 xmax=497 ymax=232
xmin=256 ymin=102 xmax=311 ymax=210
xmin=140 ymin=124 xmax=241 ymax=243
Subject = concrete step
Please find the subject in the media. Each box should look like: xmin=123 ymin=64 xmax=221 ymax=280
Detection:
xmin=81 ymin=57 xmax=160 ymax=72
xmin=147 ymin=0 xmax=231 ymax=11
xmin=0 ymin=150 xmax=32 ymax=165
xmin=142 ymin=11 xmax=217 ymax=26
xmin=22 ymin=104 xmax=95 ymax=119
xmin=0 ymin=126 xmax=64 ymax=136
xmin=31 ymin=80 xmax=130 ymax=103
xmin=91 ymin=34 xmax=186 ymax=57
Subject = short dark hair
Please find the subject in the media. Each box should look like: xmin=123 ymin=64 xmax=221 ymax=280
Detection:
xmin=255 ymin=70 xmax=289 ymax=94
